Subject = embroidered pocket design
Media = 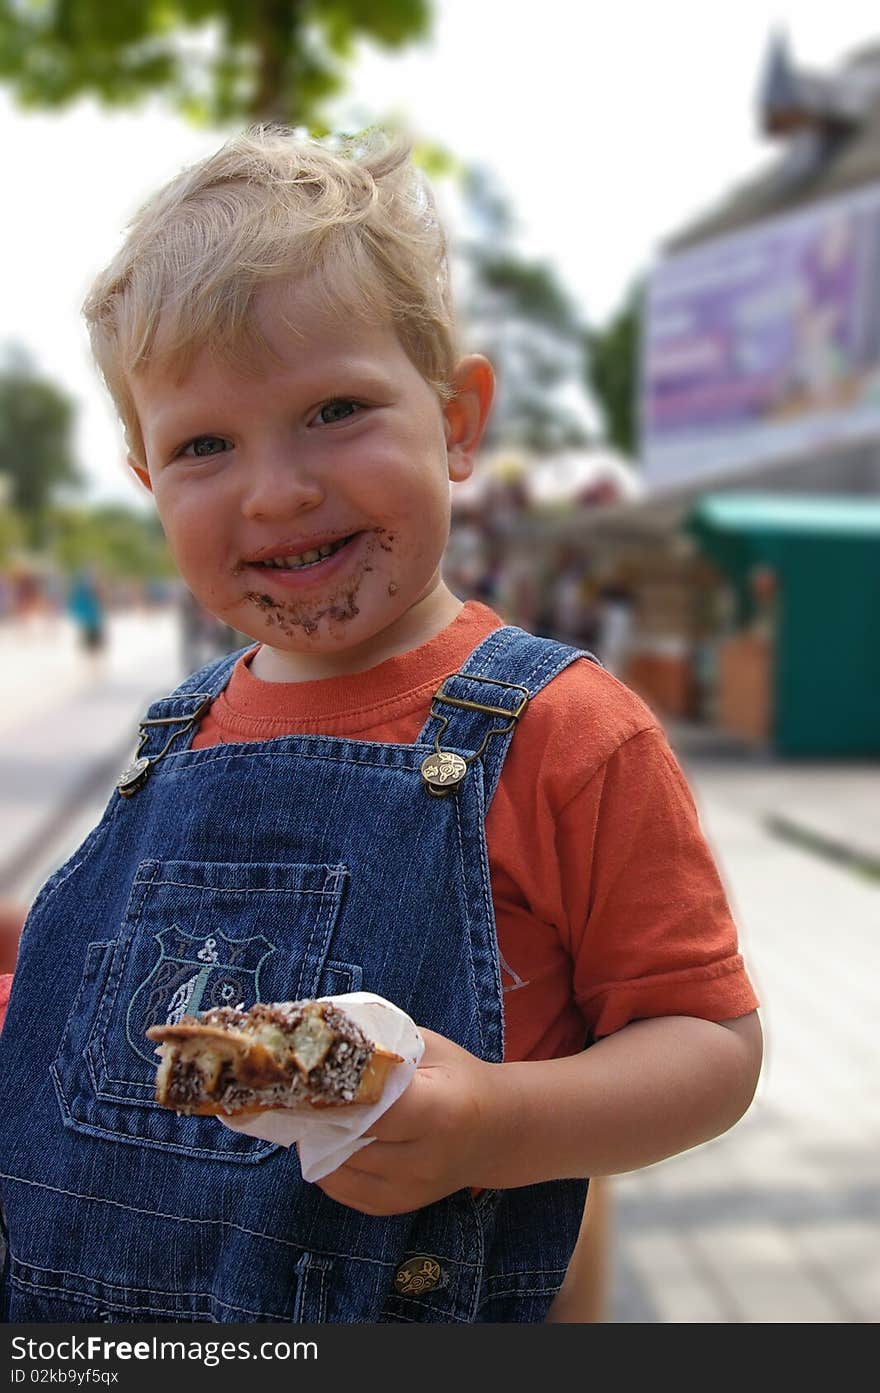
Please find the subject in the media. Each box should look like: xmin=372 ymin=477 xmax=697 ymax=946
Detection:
xmin=125 ymin=926 xmax=275 ymax=1064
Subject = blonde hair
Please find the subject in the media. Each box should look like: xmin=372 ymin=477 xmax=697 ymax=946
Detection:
xmin=83 ymin=127 xmax=458 ymax=464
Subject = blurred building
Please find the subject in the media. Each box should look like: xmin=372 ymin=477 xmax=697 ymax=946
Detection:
xmin=575 ymin=34 xmax=880 ymax=754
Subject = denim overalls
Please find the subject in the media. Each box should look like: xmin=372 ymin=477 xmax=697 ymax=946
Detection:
xmin=0 ymin=625 xmax=592 ymax=1323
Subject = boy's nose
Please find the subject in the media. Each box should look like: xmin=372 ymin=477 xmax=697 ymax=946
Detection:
xmin=240 ymin=449 xmax=325 ymax=521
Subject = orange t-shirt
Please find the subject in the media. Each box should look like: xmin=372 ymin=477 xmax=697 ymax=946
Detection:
xmin=183 ymin=601 xmax=757 ymax=1062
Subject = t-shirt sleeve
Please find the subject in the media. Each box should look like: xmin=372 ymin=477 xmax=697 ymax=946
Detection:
xmin=0 ymin=972 xmax=12 ymax=1035
xmin=559 ymin=726 xmax=759 ymax=1039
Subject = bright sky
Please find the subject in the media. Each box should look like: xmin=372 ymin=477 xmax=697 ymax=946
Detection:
xmin=2 ymin=0 xmax=879 ymax=504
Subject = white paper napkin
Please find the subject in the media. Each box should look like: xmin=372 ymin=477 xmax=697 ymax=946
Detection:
xmin=218 ymin=992 xmax=425 ymax=1181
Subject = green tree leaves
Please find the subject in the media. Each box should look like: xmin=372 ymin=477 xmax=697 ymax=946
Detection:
xmin=51 ymin=502 xmax=174 ymax=579
xmin=584 ymin=282 xmax=642 ymax=460
xmin=0 ymin=0 xmax=432 ymax=126
xmin=0 ymin=358 xmax=80 ymax=545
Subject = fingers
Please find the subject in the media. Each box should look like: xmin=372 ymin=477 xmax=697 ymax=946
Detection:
xmin=314 ymin=1162 xmax=410 ymax=1217
xmin=307 ymin=1027 xmax=488 ymax=1216
xmin=332 ymin=1138 xmax=411 ymax=1175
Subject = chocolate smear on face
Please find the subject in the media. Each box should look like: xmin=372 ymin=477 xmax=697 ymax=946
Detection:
xmin=239 ymin=531 xmax=390 ymax=638
xmin=243 ymin=581 xmax=361 ymax=638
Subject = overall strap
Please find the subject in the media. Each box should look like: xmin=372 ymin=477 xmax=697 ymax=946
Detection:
xmin=121 ymin=646 xmax=253 ymax=786
xmin=143 ymin=645 xmax=249 ymax=717
xmin=416 ymin=626 xmax=600 ymax=809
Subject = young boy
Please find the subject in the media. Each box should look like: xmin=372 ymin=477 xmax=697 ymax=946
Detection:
xmin=0 ymin=130 xmax=761 ymax=1324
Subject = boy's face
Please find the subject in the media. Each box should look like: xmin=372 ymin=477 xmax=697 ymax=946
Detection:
xmin=130 ymin=279 xmax=492 ymax=677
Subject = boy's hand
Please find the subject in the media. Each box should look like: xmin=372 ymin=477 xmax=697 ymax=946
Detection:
xmin=305 ymin=1012 xmax=763 ymax=1211
xmin=310 ymin=1028 xmax=500 ymax=1216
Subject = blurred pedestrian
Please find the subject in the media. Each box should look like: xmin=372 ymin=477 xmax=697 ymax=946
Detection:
xmin=596 ymin=578 xmax=635 ymax=679
xmin=549 ymin=546 xmax=599 ymax=650
xmin=493 ymin=546 xmax=541 ymax=630
xmin=444 ymin=511 xmax=488 ymax=601
xmin=0 ymin=900 xmax=25 ymax=1033
xmin=67 ymin=567 xmax=106 ymax=667
xmin=12 ymin=567 xmax=42 ymax=634
xmin=748 ymin=564 xmax=778 ymax=639
xmin=0 ymin=572 xmax=13 ymax=621
xmin=179 ymin=584 xmax=240 ymax=672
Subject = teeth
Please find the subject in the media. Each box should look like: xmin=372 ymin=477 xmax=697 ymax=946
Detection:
xmin=258 ymin=537 xmax=349 ymax=570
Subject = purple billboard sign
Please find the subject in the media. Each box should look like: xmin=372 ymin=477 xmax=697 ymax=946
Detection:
xmin=641 ymin=182 xmax=880 ymax=488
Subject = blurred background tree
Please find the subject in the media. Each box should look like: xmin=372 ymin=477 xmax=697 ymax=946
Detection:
xmin=0 ymin=495 xmax=25 ymax=567
xmin=459 ymin=167 xmax=593 ymax=455
xmin=0 ymin=350 xmax=81 ymax=548
xmin=50 ymin=503 xmax=173 ymax=580
xmin=585 ymin=281 xmax=642 ymax=460
xmin=0 ymin=0 xmax=432 ymax=127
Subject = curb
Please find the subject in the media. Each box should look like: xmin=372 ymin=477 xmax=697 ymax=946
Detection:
xmin=764 ymin=813 xmax=880 ymax=882
xmin=0 ymin=738 xmax=131 ymax=898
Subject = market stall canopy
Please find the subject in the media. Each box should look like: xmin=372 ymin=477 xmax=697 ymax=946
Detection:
xmin=686 ymin=493 xmax=880 ymax=596
xmin=687 ymin=491 xmax=880 ymax=539
xmin=685 ymin=492 xmax=880 ymax=755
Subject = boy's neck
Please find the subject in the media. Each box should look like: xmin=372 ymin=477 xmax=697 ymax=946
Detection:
xmin=247 ymin=583 xmax=464 ymax=683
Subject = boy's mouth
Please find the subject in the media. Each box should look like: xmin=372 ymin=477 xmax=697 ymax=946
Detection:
xmin=241 ymin=531 xmax=367 ymax=589
xmin=250 ymin=533 xmax=358 ymax=572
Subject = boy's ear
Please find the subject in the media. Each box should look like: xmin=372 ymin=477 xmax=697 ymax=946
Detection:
xmin=443 ymin=355 xmax=495 ymax=482
xmin=128 ymin=456 xmax=154 ymax=494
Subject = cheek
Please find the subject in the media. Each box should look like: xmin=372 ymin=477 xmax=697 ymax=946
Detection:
xmin=162 ymin=516 xmax=204 ymax=578
xmin=377 ymin=452 xmax=451 ymax=533
xmin=412 ymin=477 xmax=453 ymax=554
xmin=378 ymin=496 xmax=450 ymax=576
xmin=155 ymin=482 xmax=220 ymax=553
xmin=153 ymin=489 xmax=231 ymax=596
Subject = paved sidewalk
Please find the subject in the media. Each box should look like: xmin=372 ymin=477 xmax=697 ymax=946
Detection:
xmin=0 ymin=610 xmax=183 ymax=905
xmin=609 ymin=728 xmax=880 ymax=1322
xmin=666 ymin=718 xmax=880 ymax=874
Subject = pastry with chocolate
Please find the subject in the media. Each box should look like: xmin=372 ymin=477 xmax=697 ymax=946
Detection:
xmin=147 ymin=999 xmax=403 ymax=1115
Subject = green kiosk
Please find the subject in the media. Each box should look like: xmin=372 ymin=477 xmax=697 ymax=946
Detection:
xmin=686 ymin=494 xmax=880 ymax=757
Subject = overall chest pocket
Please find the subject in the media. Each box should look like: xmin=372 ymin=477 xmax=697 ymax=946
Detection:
xmin=51 ymin=858 xmax=357 ymax=1159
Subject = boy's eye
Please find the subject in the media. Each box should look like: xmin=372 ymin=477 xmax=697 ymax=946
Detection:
xmin=180 ymin=436 xmax=231 ymax=458
xmin=314 ymin=399 xmax=360 ymax=426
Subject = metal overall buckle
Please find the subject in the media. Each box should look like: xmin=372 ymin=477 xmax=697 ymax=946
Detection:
xmin=117 ymin=696 xmax=214 ymax=797
xmin=420 ymin=676 xmax=530 ymax=797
